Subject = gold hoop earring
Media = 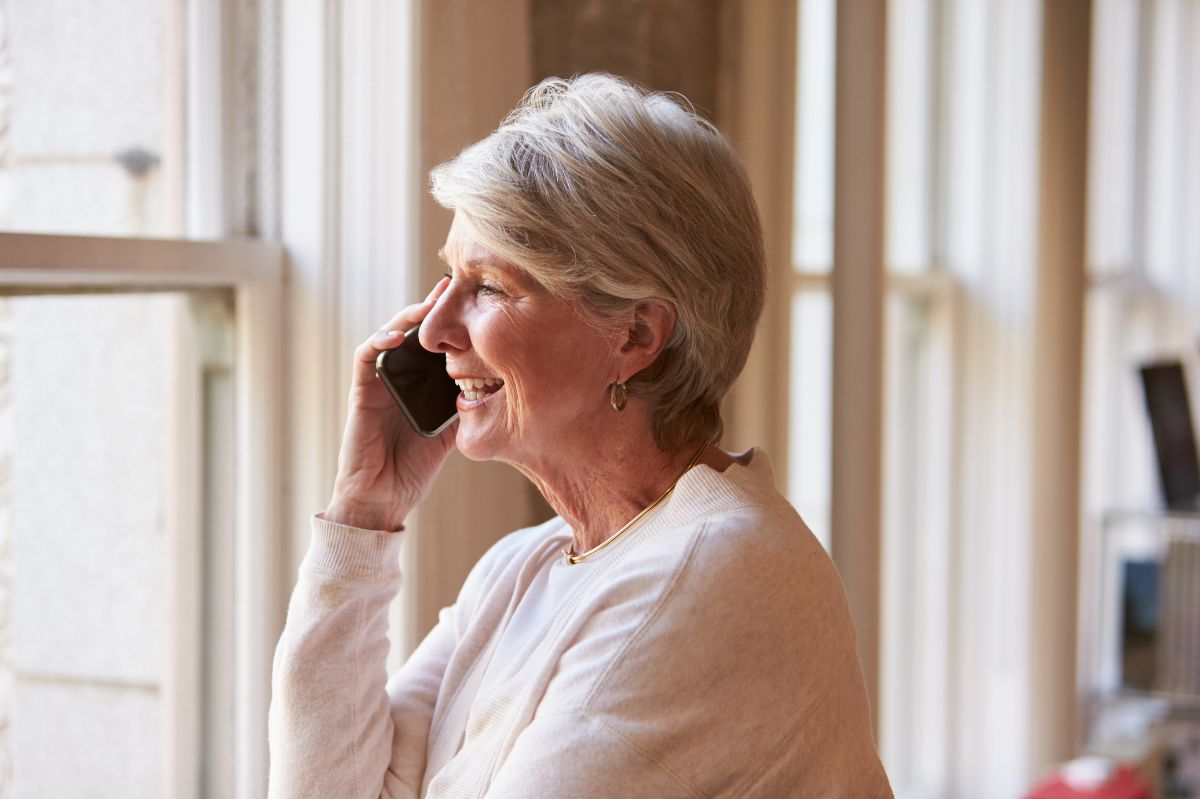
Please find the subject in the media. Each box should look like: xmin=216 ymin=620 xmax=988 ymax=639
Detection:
xmin=609 ymin=382 xmax=628 ymax=412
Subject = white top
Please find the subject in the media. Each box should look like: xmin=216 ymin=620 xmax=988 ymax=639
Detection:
xmin=268 ymin=449 xmax=894 ymax=798
xmin=477 ymin=536 xmax=597 ymax=696
xmin=442 ymin=530 xmax=597 ymax=756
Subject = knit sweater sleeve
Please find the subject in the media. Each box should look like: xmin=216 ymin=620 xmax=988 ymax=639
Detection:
xmin=267 ymin=513 xmax=457 ymax=799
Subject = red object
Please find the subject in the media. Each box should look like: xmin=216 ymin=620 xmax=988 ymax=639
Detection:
xmin=1024 ymin=766 xmax=1149 ymax=799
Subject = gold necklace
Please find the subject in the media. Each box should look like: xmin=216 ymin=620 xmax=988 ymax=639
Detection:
xmin=562 ymin=442 xmax=709 ymax=565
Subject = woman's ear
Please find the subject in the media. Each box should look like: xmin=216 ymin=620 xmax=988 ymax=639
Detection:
xmin=617 ymin=299 xmax=677 ymax=379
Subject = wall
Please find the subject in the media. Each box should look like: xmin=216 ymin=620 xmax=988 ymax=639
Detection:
xmin=531 ymin=0 xmax=721 ymax=119
xmin=0 ymin=0 xmax=175 ymax=795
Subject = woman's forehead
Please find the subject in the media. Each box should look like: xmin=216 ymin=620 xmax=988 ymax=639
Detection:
xmin=440 ymin=215 xmax=547 ymax=287
xmin=440 ymin=214 xmax=503 ymax=267
xmin=438 ymin=241 xmax=547 ymax=297
xmin=438 ymin=242 xmax=515 ymax=277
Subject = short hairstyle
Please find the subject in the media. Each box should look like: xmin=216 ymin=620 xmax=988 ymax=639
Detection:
xmin=429 ymin=73 xmax=766 ymax=451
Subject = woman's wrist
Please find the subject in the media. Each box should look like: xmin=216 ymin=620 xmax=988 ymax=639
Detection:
xmin=322 ymin=498 xmax=409 ymax=532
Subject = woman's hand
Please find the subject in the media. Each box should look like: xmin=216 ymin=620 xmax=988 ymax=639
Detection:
xmin=324 ymin=278 xmax=457 ymax=531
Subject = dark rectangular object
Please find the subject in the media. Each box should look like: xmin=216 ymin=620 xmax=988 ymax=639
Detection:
xmin=1139 ymin=361 xmax=1200 ymax=509
xmin=1119 ymin=559 xmax=1159 ymax=691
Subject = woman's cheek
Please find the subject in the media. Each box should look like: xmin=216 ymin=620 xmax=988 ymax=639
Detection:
xmin=502 ymin=378 xmax=526 ymax=435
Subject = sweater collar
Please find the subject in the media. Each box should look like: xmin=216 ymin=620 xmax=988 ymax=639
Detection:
xmin=661 ymin=446 xmax=779 ymax=522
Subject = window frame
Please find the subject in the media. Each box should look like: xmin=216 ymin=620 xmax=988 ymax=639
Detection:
xmin=0 ymin=231 xmax=283 ymax=798
xmin=781 ymin=0 xmax=1091 ymax=794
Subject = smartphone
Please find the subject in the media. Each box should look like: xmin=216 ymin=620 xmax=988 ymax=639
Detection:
xmin=375 ymin=326 xmax=460 ymax=436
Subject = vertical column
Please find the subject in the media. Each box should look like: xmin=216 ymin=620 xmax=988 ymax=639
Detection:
xmin=1030 ymin=0 xmax=1090 ymax=772
xmin=280 ymin=0 xmax=336 ymax=584
xmin=714 ymin=0 xmax=796 ymax=491
xmin=831 ymin=0 xmax=887 ymax=724
xmin=336 ymin=0 xmax=427 ymax=668
xmin=0 ymin=303 xmax=11 ymax=799
xmin=0 ymin=5 xmax=14 ymax=789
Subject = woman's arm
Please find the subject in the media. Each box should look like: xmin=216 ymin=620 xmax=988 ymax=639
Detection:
xmin=268 ymin=281 xmax=461 ymax=797
xmin=267 ymin=514 xmax=456 ymax=799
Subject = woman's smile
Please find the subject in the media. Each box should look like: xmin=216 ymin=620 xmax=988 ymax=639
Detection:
xmin=453 ymin=377 xmax=505 ymax=408
xmin=451 ymin=375 xmax=504 ymax=403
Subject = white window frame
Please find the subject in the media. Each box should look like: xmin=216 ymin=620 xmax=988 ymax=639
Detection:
xmin=0 ymin=0 xmax=281 ymax=793
xmin=3 ymin=0 xmax=541 ymax=795
xmin=0 ymin=232 xmax=283 ymax=798
xmin=278 ymin=0 xmax=542 ymax=671
xmin=731 ymin=2 xmax=1092 ymax=796
xmin=1080 ymin=0 xmax=1200 ymax=756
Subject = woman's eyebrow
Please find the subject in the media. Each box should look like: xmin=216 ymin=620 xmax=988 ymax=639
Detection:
xmin=438 ymin=249 xmax=509 ymax=276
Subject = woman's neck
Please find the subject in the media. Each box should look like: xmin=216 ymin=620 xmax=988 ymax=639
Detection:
xmin=510 ymin=421 xmax=723 ymax=554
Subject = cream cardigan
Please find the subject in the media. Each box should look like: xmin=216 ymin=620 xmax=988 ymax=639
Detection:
xmin=268 ymin=450 xmax=894 ymax=798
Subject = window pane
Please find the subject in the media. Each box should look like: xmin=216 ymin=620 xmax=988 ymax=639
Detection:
xmin=788 ymin=290 xmax=832 ymax=549
xmin=1080 ymin=0 xmax=1200 ymax=764
xmin=1142 ymin=0 xmax=1186 ymax=288
xmin=792 ymin=0 xmax=835 ymax=273
xmin=886 ymin=0 xmax=934 ymax=274
xmin=0 ymin=0 xmax=182 ymax=236
xmin=0 ymin=291 xmax=232 ymax=797
xmin=1087 ymin=0 xmax=1140 ymax=277
xmin=880 ymin=289 xmax=954 ymax=794
xmin=1082 ymin=289 xmax=1199 ymax=518
xmin=1083 ymin=0 xmax=1200 ymax=526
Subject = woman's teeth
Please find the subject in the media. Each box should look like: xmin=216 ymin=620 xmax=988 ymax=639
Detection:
xmin=454 ymin=377 xmax=504 ymax=401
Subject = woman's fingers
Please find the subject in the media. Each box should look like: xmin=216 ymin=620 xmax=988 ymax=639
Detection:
xmin=377 ymin=277 xmax=450 ymax=339
xmin=351 ymin=277 xmax=450 ymax=386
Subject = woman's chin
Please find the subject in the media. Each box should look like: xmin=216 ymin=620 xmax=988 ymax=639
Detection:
xmin=454 ymin=423 xmax=502 ymax=462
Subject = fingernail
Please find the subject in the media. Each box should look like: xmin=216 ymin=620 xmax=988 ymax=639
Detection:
xmin=384 ymin=330 xmax=401 ymax=338
xmin=426 ymin=276 xmax=450 ymax=301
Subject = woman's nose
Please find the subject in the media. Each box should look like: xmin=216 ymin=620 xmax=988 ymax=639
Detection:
xmin=418 ymin=283 xmax=468 ymax=354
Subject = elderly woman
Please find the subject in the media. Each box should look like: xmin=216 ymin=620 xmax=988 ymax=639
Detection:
xmin=269 ymin=74 xmax=893 ymax=797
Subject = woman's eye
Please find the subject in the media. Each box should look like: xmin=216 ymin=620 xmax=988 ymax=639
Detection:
xmin=477 ymin=282 xmax=505 ymax=296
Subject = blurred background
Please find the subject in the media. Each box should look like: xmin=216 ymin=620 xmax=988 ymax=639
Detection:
xmin=0 ymin=0 xmax=1197 ymax=797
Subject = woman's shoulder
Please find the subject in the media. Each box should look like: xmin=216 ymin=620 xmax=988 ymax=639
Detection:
xmin=648 ymin=447 xmax=831 ymax=575
xmin=583 ymin=447 xmax=854 ymax=653
xmin=596 ymin=448 xmax=859 ymax=672
xmin=563 ymin=455 xmax=878 ymax=793
xmin=651 ymin=495 xmax=848 ymax=632
xmin=667 ymin=447 xmax=804 ymax=533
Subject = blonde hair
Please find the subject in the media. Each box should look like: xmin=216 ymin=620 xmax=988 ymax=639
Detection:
xmin=430 ymin=73 xmax=766 ymax=451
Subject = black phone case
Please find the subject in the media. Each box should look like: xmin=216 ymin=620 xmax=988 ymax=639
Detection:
xmin=375 ymin=328 xmax=460 ymax=436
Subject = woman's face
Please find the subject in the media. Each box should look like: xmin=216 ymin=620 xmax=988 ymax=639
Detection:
xmin=420 ymin=212 xmax=621 ymax=467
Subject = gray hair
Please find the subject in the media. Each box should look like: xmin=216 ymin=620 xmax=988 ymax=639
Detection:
xmin=429 ymin=73 xmax=766 ymax=451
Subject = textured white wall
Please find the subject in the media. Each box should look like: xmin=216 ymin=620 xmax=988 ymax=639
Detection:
xmin=2 ymin=0 xmax=170 ymax=237
xmin=8 ymin=294 xmax=170 ymax=799
xmin=0 ymin=0 xmax=172 ymax=795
